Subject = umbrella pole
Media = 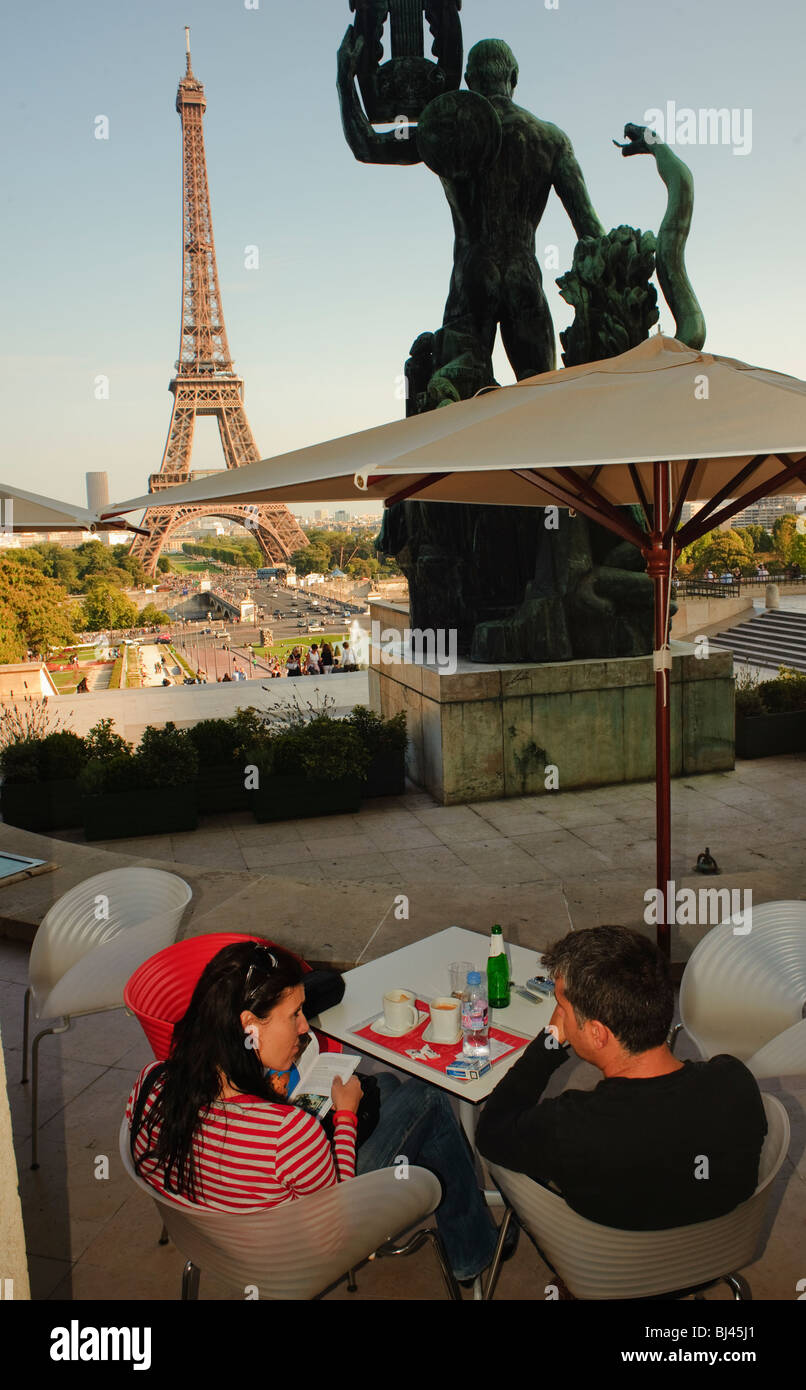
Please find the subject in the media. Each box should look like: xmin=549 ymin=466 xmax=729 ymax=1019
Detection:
xmin=647 ymin=462 xmax=673 ymax=959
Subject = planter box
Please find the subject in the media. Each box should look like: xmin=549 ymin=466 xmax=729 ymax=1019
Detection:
xmin=83 ymin=786 xmax=198 ymax=841
xmin=249 ymin=774 xmax=362 ymax=823
xmin=1 ymin=778 xmax=84 ymax=832
xmin=736 ymin=709 xmax=806 ymax=759
xmin=362 ymin=749 xmax=406 ymax=798
xmin=196 ymin=763 xmax=249 ymax=815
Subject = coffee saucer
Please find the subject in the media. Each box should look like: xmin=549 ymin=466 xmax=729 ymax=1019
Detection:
xmin=369 ymin=1010 xmax=428 ymax=1038
xmin=423 ymin=1021 xmax=461 ymax=1047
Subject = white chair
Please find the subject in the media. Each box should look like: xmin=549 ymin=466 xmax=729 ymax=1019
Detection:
xmin=678 ymin=900 xmax=806 ymax=1079
xmin=118 ymin=1119 xmax=460 ymax=1300
xmin=483 ymin=1093 xmax=789 ymax=1300
xmin=22 ymin=868 xmax=191 ymax=1168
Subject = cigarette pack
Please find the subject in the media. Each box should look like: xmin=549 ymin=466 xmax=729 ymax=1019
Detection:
xmin=446 ymin=1058 xmax=492 ymax=1081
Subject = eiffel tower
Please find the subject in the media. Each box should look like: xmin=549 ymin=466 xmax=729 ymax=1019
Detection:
xmin=130 ymin=31 xmax=308 ymax=575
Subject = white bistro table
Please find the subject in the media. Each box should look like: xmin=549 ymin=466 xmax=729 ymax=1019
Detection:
xmin=313 ymin=926 xmax=553 ymax=1299
xmin=312 ymin=925 xmax=552 ymax=1107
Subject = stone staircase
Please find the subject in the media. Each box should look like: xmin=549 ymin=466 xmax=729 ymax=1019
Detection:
xmin=707 ymin=610 xmax=806 ymax=673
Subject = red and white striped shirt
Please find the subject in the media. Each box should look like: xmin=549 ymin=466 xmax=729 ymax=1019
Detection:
xmin=126 ymin=1062 xmax=357 ymax=1210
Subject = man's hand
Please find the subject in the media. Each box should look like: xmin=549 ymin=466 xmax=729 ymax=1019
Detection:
xmin=337 ymin=26 xmax=364 ymax=85
xmin=332 ymin=1074 xmax=363 ymax=1114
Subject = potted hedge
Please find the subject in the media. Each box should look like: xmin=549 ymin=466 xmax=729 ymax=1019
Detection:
xmin=188 ymin=710 xmax=263 ymax=815
xmin=245 ymin=717 xmax=369 ymax=822
xmin=0 ymin=730 xmax=88 ymax=832
xmin=81 ymin=721 xmax=199 ymax=840
xmin=735 ymin=669 xmax=806 ymax=758
xmin=348 ymin=706 xmax=408 ymax=797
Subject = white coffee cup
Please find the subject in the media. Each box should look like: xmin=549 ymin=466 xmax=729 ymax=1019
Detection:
xmin=429 ymin=996 xmax=461 ymax=1043
xmin=383 ymin=989 xmax=418 ymax=1033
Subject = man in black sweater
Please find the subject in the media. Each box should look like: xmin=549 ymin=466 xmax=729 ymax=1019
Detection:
xmin=476 ymin=926 xmax=767 ymax=1230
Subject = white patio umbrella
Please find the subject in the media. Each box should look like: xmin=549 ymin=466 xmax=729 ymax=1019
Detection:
xmin=104 ymin=335 xmax=806 ymax=956
xmin=0 ymin=483 xmax=146 ymax=535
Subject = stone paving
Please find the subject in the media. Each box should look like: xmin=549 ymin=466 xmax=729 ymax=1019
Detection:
xmin=42 ymin=751 xmax=806 ymax=963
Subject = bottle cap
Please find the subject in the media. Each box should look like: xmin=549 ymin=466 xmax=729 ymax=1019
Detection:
xmin=467 ymin=970 xmax=481 ymax=985
xmin=491 ymin=924 xmax=502 ymax=933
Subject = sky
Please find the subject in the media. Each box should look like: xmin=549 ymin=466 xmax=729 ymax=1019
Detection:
xmin=4 ymin=0 xmax=806 ymax=521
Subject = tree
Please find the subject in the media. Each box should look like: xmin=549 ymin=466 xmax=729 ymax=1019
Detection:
xmin=789 ymin=533 xmax=806 ymax=571
xmin=111 ymin=545 xmax=148 ymax=587
xmin=686 ymin=529 xmax=755 ymax=575
xmin=138 ymin=602 xmax=171 ymax=625
xmin=772 ymin=514 xmax=799 ymax=565
xmin=0 ymin=558 xmax=77 ymax=661
xmin=156 ymin=556 xmax=171 ymax=573
xmin=78 ymin=581 xmax=139 ymax=633
xmin=735 ymin=524 xmax=773 ymax=554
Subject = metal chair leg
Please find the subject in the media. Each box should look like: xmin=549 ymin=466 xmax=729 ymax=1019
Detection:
xmin=724 ymin=1272 xmax=752 ymax=1300
xmin=182 ymin=1261 xmax=200 ymax=1300
xmin=29 ymin=1020 xmax=70 ymax=1170
xmin=21 ymin=988 xmax=31 ymax=1083
xmin=158 ymin=1223 xmax=169 ymax=1246
xmin=375 ymin=1226 xmax=462 ymax=1301
xmin=482 ymin=1206 xmax=512 ymax=1302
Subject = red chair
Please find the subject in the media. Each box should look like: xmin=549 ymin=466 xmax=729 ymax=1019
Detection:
xmin=124 ymin=932 xmax=341 ymax=1058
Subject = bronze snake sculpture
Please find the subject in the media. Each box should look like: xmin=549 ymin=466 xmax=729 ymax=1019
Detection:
xmin=614 ymin=122 xmax=706 ymax=350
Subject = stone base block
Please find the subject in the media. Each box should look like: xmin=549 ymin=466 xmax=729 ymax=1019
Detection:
xmin=369 ymin=608 xmax=734 ymax=805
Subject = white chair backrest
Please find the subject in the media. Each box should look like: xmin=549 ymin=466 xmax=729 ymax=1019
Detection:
xmin=118 ymin=1119 xmax=441 ymax=1300
xmin=488 ymin=1093 xmax=789 ymax=1300
xmin=30 ymin=869 xmax=191 ymax=1018
xmin=680 ymin=902 xmax=806 ymax=1063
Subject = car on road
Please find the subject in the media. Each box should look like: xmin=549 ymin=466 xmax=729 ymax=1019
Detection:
xmin=156 ymin=634 xmax=173 ymax=644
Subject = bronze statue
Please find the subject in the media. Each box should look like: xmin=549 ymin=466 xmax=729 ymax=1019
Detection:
xmin=349 ymin=1 xmax=463 ymax=125
xmin=338 ymin=28 xmax=604 ymax=397
xmin=339 ymin=13 xmax=695 ymax=664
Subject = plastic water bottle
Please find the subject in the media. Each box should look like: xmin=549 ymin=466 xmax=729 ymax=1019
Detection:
xmin=462 ymin=971 xmax=490 ymax=1058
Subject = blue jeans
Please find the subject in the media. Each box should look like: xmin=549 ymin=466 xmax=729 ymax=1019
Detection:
xmin=356 ymin=1072 xmax=498 ymax=1281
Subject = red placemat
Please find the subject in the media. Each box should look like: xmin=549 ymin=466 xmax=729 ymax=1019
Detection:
xmin=353 ymin=998 xmax=528 ymax=1076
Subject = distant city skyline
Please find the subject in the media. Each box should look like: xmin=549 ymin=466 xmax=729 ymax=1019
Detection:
xmin=5 ymin=0 xmax=806 ymax=527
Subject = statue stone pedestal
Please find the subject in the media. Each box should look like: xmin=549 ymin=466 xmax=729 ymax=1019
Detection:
xmin=369 ymin=601 xmax=735 ymax=805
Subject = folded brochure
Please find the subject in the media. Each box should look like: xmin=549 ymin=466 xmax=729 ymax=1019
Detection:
xmin=288 ymin=1032 xmax=359 ymax=1120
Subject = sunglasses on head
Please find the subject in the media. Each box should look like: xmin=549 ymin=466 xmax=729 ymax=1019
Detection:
xmin=243 ymin=943 xmax=279 ymax=1007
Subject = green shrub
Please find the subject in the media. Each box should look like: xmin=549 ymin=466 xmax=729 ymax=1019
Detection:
xmin=187 ymin=718 xmax=242 ymax=766
xmin=81 ymin=722 xmax=198 ymax=794
xmin=0 ymin=730 xmax=87 ymax=783
xmin=84 ymin=718 xmax=133 ymax=762
xmin=347 ymin=706 xmax=407 ymax=757
xmin=81 ymin=751 xmax=143 ymax=796
xmin=246 ymin=717 xmax=370 ymax=783
xmin=138 ymin=723 xmax=198 ymax=788
xmin=296 ymin=718 xmax=369 ymax=782
xmin=735 ymin=669 xmax=806 ymax=717
xmin=735 ymin=687 xmax=765 ymax=718
xmin=0 ymin=739 xmax=42 ymax=784
xmin=39 ymin=731 xmax=87 ymax=780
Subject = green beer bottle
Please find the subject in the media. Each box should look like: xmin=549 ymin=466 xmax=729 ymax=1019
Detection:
xmin=487 ymin=923 xmax=510 ymax=1008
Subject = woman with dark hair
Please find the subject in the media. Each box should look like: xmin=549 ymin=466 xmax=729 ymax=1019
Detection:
xmin=126 ymin=940 xmax=500 ymax=1283
xmin=126 ymin=941 xmax=360 ymax=1207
